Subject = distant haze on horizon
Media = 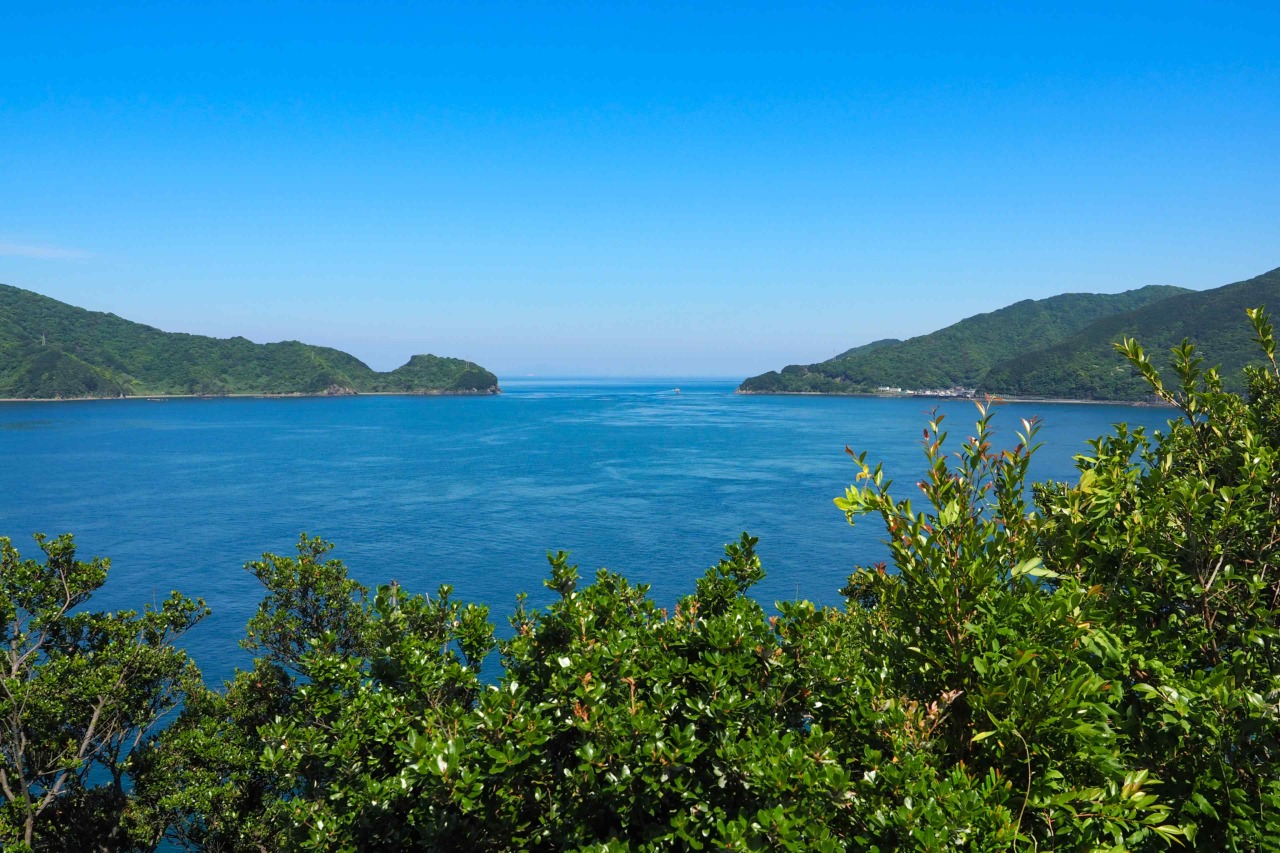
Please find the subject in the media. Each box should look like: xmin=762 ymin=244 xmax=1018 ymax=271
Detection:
xmin=2 ymin=2 xmax=1277 ymax=377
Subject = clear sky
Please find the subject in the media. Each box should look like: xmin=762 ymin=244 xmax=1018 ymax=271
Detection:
xmin=2 ymin=2 xmax=1278 ymax=377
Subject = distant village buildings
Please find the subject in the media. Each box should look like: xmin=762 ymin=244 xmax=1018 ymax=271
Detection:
xmin=877 ymin=386 xmax=976 ymax=398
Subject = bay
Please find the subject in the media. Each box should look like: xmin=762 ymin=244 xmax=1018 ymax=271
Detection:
xmin=0 ymin=379 xmax=1173 ymax=684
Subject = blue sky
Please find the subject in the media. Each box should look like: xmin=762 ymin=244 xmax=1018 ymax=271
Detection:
xmin=2 ymin=2 xmax=1278 ymax=377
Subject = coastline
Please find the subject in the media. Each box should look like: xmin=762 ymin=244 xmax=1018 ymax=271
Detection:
xmin=0 ymin=387 xmax=502 ymax=403
xmin=0 ymin=386 xmax=1168 ymax=407
xmin=734 ymin=389 xmax=1170 ymax=407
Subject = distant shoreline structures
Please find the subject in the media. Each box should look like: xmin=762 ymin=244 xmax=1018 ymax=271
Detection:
xmin=736 ymin=386 xmax=1169 ymax=406
xmin=738 ymin=384 xmax=976 ymax=399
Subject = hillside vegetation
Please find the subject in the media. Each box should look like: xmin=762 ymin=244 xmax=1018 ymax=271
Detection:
xmin=0 ymin=284 xmax=499 ymax=398
xmin=740 ymin=285 xmax=1187 ymax=395
xmin=981 ymin=266 xmax=1280 ymax=399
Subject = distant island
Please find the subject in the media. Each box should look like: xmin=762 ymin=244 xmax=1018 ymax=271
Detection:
xmin=0 ymin=284 xmax=500 ymax=399
xmin=740 ymin=266 xmax=1280 ymax=402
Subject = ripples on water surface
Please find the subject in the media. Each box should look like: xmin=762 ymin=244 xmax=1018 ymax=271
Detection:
xmin=1 ymin=379 xmax=1173 ymax=682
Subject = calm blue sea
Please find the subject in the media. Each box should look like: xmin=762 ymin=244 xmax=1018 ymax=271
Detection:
xmin=1 ymin=380 xmax=1173 ymax=684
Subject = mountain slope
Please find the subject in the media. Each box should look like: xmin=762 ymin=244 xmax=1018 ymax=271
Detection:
xmin=0 ymin=284 xmax=499 ymax=398
xmin=980 ymin=267 xmax=1280 ymax=400
xmin=740 ymin=284 xmax=1189 ymax=394
xmin=828 ymin=337 xmax=901 ymax=361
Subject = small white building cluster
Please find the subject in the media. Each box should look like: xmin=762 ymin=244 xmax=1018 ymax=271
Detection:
xmin=878 ymin=386 xmax=976 ymax=398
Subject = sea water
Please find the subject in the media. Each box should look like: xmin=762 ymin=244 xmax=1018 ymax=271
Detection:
xmin=0 ymin=379 xmax=1173 ymax=684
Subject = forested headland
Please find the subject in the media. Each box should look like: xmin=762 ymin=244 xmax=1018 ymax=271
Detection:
xmin=0 ymin=284 xmax=499 ymax=399
xmin=741 ymin=266 xmax=1280 ymax=401
xmin=4 ymin=312 xmax=1280 ymax=851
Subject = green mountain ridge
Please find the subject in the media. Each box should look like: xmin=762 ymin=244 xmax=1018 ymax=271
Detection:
xmin=740 ymin=283 xmax=1190 ymax=396
xmin=980 ymin=266 xmax=1280 ymax=400
xmin=0 ymin=284 xmax=500 ymax=399
xmin=828 ymin=337 xmax=902 ymax=361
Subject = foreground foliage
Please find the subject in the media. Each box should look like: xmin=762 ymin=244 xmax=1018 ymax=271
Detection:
xmin=4 ymin=310 xmax=1280 ymax=849
xmin=0 ymin=536 xmax=206 ymax=852
xmin=1033 ymin=311 xmax=1280 ymax=848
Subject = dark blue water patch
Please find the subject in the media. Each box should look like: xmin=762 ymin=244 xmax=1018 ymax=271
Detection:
xmin=0 ymin=383 xmax=1175 ymax=685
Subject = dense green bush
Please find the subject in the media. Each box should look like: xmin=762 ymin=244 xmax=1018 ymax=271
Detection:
xmin=0 ymin=535 xmax=206 ymax=852
xmin=4 ymin=311 xmax=1280 ymax=850
xmin=1032 ymin=310 xmax=1280 ymax=848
